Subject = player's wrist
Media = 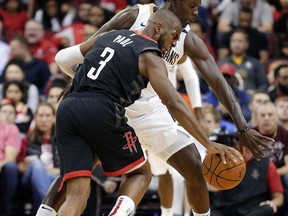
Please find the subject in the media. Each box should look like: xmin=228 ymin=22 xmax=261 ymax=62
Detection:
xmin=238 ymin=127 xmax=251 ymax=136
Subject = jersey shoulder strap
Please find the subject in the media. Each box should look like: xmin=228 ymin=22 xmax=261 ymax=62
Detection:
xmin=129 ymin=3 xmax=156 ymax=30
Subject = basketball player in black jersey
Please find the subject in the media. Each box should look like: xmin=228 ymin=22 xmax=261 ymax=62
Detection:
xmin=36 ymin=2 xmax=275 ymax=216
xmin=36 ymin=9 xmax=244 ymax=216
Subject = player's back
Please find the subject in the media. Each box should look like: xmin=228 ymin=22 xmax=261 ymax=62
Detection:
xmin=71 ymin=29 xmax=161 ymax=107
xmin=129 ymin=4 xmax=190 ymax=97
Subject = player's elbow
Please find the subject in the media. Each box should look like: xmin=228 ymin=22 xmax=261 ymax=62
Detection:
xmin=55 ymin=49 xmax=67 ymax=66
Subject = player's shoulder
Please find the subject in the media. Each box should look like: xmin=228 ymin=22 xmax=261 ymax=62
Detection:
xmin=120 ymin=5 xmax=140 ymax=20
xmin=124 ymin=3 xmax=157 ymax=18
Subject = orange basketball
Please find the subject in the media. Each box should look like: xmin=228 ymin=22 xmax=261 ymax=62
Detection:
xmin=202 ymin=152 xmax=246 ymax=190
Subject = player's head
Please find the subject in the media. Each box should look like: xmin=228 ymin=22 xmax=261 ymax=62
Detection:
xmin=163 ymin=0 xmax=201 ymax=27
xmin=146 ymin=9 xmax=182 ymax=54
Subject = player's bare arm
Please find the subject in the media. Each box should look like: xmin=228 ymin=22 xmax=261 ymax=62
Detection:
xmin=139 ymin=51 xmax=243 ymax=163
xmin=184 ymin=32 xmax=273 ymax=159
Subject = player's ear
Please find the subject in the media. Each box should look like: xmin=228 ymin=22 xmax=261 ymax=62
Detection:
xmin=154 ymin=22 xmax=164 ymax=34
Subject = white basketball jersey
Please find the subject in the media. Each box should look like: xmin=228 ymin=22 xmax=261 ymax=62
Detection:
xmin=125 ymin=4 xmax=191 ymax=154
xmin=129 ymin=4 xmax=190 ymax=97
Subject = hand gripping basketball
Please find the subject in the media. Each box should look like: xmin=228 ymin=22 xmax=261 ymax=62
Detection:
xmin=202 ymin=152 xmax=246 ymax=190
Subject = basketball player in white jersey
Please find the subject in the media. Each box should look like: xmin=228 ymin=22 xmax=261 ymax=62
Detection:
xmin=36 ymin=1 xmax=273 ymax=216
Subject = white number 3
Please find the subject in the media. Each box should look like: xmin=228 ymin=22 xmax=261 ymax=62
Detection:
xmin=87 ymin=47 xmax=115 ymax=80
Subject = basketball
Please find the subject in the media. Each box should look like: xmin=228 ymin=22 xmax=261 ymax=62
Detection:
xmin=202 ymin=152 xmax=246 ymax=190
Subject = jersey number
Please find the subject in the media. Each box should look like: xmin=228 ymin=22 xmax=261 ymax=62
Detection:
xmin=87 ymin=47 xmax=115 ymax=80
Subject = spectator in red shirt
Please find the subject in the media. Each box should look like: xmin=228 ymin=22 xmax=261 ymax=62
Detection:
xmin=0 ymin=99 xmax=21 ymax=215
xmin=254 ymin=101 xmax=288 ymax=215
xmin=0 ymin=0 xmax=28 ymax=42
xmin=7 ymin=35 xmax=51 ymax=96
xmin=24 ymin=19 xmax=59 ymax=75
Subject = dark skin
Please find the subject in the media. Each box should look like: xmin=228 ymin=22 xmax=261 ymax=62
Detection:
xmin=90 ymin=0 xmax=273 ymax=159
xmin=42 ymin=1 xmax=273 ymax=215
xmin=56 ymin=11 xmax=185 ymax=215
xmin=57 ymin=8 xmax=244 ymax=214
xmin=87 ymin=2 xmax=273 ymax=213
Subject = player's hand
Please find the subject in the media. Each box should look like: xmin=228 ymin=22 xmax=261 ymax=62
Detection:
xmin=206 ymin=142 xmax=244 ymax=164
xmin=260 ymin=200 xmax=277 ymax=213
xmin=238 ymin=128 xmax=274 ymax=160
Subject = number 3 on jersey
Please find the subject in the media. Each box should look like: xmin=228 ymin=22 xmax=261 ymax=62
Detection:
xmin=87 ymin=47 xmax=115 ymax=80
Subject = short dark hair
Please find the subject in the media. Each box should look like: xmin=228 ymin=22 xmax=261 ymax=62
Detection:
xmin=2 ymin=80 xmax=25 ymax=101
xmin=0 ymin=98 xmax=16 ymax=114
xmin=240 ymin=7 xmax=253 ymax=14
xmin=274 ymin=64 xmax=288 ymax=78
xmin=231 ymin=28 xmax=249 ymax=42
xmin=10 ymin=35 xmax=30 ymax=48
xmin=4 ymin=58 xmax=25 ymax=76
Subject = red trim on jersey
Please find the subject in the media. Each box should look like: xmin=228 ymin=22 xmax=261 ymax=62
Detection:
xmin=58 ymin=170 xmax=92 ymax=192
xmin=267 ymin=161 xmax=284 ymax=193
xmin=109 ymin=197 xmax=124 ymax=215
xmin=103 ymin=156 xmax=145 ymax=177
xmin=133 ymin=30 xmax=157 ymax=44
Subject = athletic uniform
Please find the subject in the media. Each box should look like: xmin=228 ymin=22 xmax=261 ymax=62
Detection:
xmin=126 ymin=4 xmax=205 ymax=175
xmin=56 ymin=29 xmax=160 ymax=190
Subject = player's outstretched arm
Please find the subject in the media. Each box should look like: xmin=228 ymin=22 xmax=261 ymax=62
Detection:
xmin=184 ymin=32 xmax=273 ymax=159
xmin=55 ymin=34 xmax=105 ymax=78
xmin=139 ymin=51 xmax=244 ymax=164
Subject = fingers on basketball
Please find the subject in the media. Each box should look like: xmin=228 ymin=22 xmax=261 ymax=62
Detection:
xmin=202 ymin=152 xmax=246 ymax=190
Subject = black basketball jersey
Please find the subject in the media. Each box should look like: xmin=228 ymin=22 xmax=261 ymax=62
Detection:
xmin=71 ymin=29 xmax=161 ymax=107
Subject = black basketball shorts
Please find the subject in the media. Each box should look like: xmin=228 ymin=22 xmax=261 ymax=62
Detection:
xmin=56 ymin=94 xmax=146 ymax=190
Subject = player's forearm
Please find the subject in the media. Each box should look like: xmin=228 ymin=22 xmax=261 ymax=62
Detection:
xmin=198 ymin=57 xmax=249 ymax=131
xmin=216 ymin=80 xmax=248 ymax=129
xmin=271 ymin=192 xmax=284 ymax=208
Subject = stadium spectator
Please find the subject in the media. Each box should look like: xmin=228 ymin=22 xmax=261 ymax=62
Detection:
xmin=100 ymin=0 xmax=128 ymax=14
xmin=217 ymin=0 xmax=273 ymax=34
xmin=218 ymin=29 xmax=268 ymax=95
xmin=268 ymin=64 xmax=288 ymax=102
xmin=0 ymin=99 xmax=21 ymax=216
xmin=189 ymin=18 xmax=217 ymax=61
xmin=253 ymin=102 xmax=288 ymax=216
xmin=248 ymin=90 xmax=271 ymax=128
xmin=0 ymin=16 xmax=10 ymax=77
xmin=8 ymin=35 xmax=51 ymax=96
xmin=18 ymin=102 xmax=59 ymax=210
xmin=0 ymin=0 xmax=28 ymax=42
xmin=0 ymin=58 xmax=39 ymax=113
xmin=24 ymin=19 xmax=59 ymax=75
xmin=2 ymin=80 xmax=33 ymax=134
xmin=217 ymin=7 xmax=269 ymax=64
xmin=275 ymin=96 xmax=288 ymax=131
xmin=203 ymin=63 xmax=251 ymax=121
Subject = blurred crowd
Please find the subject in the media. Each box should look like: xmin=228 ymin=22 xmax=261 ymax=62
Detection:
xmin=0 ymin=0 xmax=288 ymax=215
